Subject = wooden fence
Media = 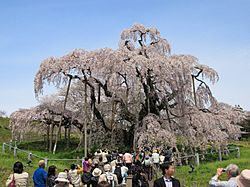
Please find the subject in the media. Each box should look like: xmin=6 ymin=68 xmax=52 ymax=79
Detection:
xmin=2 ymin=142 xmax=240 ymax=168
xmin=2 ymin=142 xmax=83 ymax=167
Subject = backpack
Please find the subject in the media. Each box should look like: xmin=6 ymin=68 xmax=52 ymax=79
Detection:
xmin=91 ymin=176 xmax=99 ymax=187
xmin=81 ymin=172 xmax=92 ymax=184
xmin=138 ymin=178 xmax=149 ymax=187
xmin=105 ymin=172 xmax=116 ymax=187
xmin=114 ymin=167 xmax=123 ymax=184
xmin=138 ymin=175 xmax=149 ymax=187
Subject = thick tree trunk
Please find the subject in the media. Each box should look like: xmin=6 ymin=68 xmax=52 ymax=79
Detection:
xmin=67 ymin=125 xmax=71 ymax=148
xmin=110 ymin=98 xmax=117 ymax=148
xmin=47 ymin=125 xmax=50 ymax=150
xmin=89 ymin=102 xmax=95 ymax=149
xmin=77 ymin=131 xmax=84 ymax=150
xmin=49 ymin=124 xmax=54 ymax=152
xmin=84 ymin=81 xmax=88 ymax=157
xmin=64 ymin=126 xmax=67 ymax=141
xmin=192 ymin=75 xmax=197 ymax=107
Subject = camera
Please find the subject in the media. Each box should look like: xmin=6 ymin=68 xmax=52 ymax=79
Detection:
xmin=222 ymin=169 xmax=226 ymax=172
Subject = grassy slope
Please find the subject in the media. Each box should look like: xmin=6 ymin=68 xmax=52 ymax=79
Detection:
xmin=0 ymin=117 xmax=84 ymax=186
xmin=1 ymin=117 xmax=250 ymax=186
xmin=174 ymin=141 xmax=250 ymax=186
xmin=0 ymin=117 xmax=11 ymax=143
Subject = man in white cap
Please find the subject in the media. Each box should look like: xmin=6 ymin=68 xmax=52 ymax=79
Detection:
xmin=236 ymin=169 xmax=250 ymax=187
xmin=54 ymin=172 xmax=73 ymax=187
xmin=209 ymin=164 xmax=239 ymax=187
xmin=99 ymin=164 xmax=118 ymax=187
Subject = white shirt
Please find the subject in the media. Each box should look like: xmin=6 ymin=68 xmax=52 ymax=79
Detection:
xmin=209 ymin=175 xmax=237 ymax=187
xmin=102 ymin=151 xmax=108 ymax=163
xmin=121 ymin=166 xmax=128 ymax=184
xmin=152 ymin=152 xmax=160 ymax=163
xmin=163 ymin=176 xmax=173 ymax=187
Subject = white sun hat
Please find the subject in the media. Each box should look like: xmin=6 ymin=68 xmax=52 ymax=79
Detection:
xmin=55 ymin=172 xmax=69 ymax=183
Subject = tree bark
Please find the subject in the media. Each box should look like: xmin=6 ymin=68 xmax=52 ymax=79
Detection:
xmin=49 ymin=124 xmax=54 ymax=152
xmin=84 ymin=81 xmax=88 ymax=158
xmin=89 ymin=102 xmax=95 ymax=150
xmin=46 ymin=124 xmax=50 ymax=150
xmin=67 ymin=124 xmax=71 ymax=148
xmin=110 ymin=97 xmax=117 ymax=148
xmin=192 ymin=75 xmax=197 ymax=107
xmin=77 ymin=131 xmax=84 ymax=149
xmin=64 ymin=126 xmax=67 ymax=141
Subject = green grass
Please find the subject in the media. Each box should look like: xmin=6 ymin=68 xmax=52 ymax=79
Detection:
xmin=0 ymin=117 xmax=11 ymax=144
xmin=0 ymin=117 xmax=84 ymax=186
xmin=1 ymin=117 xmax=250 ymax=186
xmin=174 ymin=142 xmax=250 ymax=186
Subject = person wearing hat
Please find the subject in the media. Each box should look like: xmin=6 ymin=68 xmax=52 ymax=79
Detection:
xmin=209 ymin=164 xmax=239 ymax=187
xmin=153 ymin=162 xmax=180 ymax=187
xmin=54 ymin=172 xmax=73 ymax=187
xmin=33 ymin=160 xmax=48 ymax=187
xmin=142 ymin=155 xmax=153 ymax=181
xmin=152 ymin=150 xmax=160 ymax=171
xmin=91 ymin=168 xmax=102 ymax=187
xmin=99 ymin=164 xmax=118 ymax=187
xmin=236 ymin=169 xmax=250 ymax=187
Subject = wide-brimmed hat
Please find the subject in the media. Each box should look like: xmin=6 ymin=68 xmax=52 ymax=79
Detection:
xmin=55 ymin=172 xmax=69 ymax=183
xmin=92 ymin=168 xmax=102 ymax=177
xmin=104 ymin=164 xmax=111 ymax=172
xmin=236 ymin=169 xmax=250 ymax=187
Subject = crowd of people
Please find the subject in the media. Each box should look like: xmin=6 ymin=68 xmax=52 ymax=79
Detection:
xmin=5 ymin=147 xmax=250 ymax=187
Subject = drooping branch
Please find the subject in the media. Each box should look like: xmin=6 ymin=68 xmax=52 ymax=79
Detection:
xmin=114 ymin=97 xmax=136 ymax=123
xmin=92 ymin=77 xmax=112 ymax=97
xmin=117 ymin=72 xmax=129 ymax=104
xmin=74 ymin=74 xmax=111 ymax=132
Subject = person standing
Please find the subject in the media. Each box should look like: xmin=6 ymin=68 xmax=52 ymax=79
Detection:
xmin=236 ymin=169 xmax=250 ymax=187
xmin=209 ymin=164 xmax=239 ymax=187
xmin=91 ymin=168 xmax=102 ymax=187
xmin=123 ymin=151 xmax=133 ymax=174
xmin=33 ymin=160 xmax=48 ymax=187
xmin=153 ymin=162 xmax=180 ymax=187
xmin=142 ymin=156 xmax=153 ymax=181
xmin=152 ymin=150 xmax=160 ymax=169
xmin=6 ymin=161 xmax=29 ymax=187
xmin=46 ymin=165 xmax=57 ymax=187
xmin=120 ymin=163 xmax=129 ymax=185
xmin=54 ymin=172 xmax=73 ymax=187
xmin=132 ymin=168 xmax=149 ymax=187
xmin=69 ymin=164 xmax=83 ymax=187
xmin=99 ymin=164 xmax=118 ymax=187
xmin=164 ymin=147 xmax=172 ymax=164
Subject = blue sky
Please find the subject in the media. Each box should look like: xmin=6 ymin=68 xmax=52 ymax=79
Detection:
xmin=1 ymin=0 xmax=250 ymax=115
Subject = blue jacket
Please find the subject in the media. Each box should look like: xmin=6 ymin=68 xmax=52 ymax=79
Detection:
xmin=33 ymin=167 xmax=48 ymax=187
